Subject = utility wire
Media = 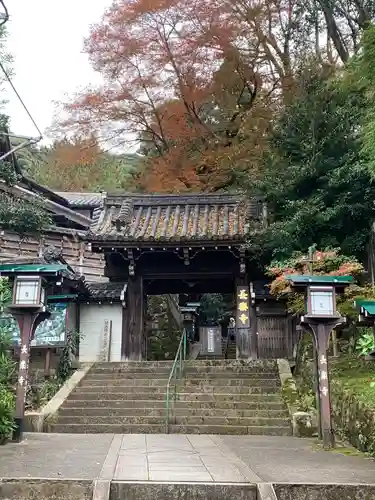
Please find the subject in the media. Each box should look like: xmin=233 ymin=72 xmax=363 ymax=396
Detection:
xmin=0 ymin=0 xmax=9 ymax=26
xmin=0 ymin=59 xmax=43 ymax=140
xmin=0 ymin=0 xmax=43 ymax=161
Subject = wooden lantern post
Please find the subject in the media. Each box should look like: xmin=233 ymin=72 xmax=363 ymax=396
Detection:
xmin=7 ymin=275 xmax=50 ymax=442
xmin=285 ymin=275 xmax=353 ymax=449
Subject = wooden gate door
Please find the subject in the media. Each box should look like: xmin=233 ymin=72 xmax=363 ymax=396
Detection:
xmin=257 ymin=315 xmax=290 ymax=359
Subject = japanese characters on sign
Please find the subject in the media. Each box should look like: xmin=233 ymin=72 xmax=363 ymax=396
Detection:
xmin=236 ymin=287 xmax=250 ymax=329
xmin=318 ymin=353 xmax=329 ymax=398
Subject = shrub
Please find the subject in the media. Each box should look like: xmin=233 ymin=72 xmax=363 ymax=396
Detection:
xmin=0 ymin=385 xmax=15 ymax=441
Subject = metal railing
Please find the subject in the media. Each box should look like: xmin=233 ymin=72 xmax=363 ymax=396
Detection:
xmin=165 ymin=328 xmax=187 ymax=433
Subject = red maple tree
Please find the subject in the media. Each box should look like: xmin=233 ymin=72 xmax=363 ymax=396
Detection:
xmin=60 ymin=0 xmax=365 ymax=192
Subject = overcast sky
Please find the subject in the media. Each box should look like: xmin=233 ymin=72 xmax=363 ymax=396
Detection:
xmin=4 ymin=0 xmax=111 ymax=143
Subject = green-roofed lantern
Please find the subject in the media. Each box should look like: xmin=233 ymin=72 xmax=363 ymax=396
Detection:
xmin=11 ymin=275 xmax=46 ymax=310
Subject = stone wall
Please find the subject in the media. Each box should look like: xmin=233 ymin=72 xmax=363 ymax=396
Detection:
xmin=331 ymin=379 xmax=375 ymax=456
xmin=299 ymin=360 xmax=375 ymax=456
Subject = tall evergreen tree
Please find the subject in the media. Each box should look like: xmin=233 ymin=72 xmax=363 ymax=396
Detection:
xmin=250 ymin=61 xmax=375 ymax=262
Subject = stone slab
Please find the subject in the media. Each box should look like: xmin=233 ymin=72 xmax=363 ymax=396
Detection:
xmin=218 ymin=435 xmax=375 ymax=484
xmin=0 ymin=433 xmax=112 ymax=479
xmin=0 ymin=433 xmax=375 ymax=487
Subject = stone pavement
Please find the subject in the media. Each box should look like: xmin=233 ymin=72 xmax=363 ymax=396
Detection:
xmin=0 ymin=433 xmax=374 ymax=484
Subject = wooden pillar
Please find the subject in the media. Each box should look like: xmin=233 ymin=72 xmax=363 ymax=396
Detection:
xmin=143 ymin=292 xmax=148 ymax=360
xmin=249 ymin=302 xmax=258 ymax=359
xmin=44 ymin=348 xmax=51 ymax=378
xmin=123 ymin=275 xmax=144 ymax=361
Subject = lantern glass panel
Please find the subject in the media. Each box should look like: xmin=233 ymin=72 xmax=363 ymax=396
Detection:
xmin=14 ymin=277 xmax=41 ymax=306
xmin=310 ymin=287 xmax=334 ymax=316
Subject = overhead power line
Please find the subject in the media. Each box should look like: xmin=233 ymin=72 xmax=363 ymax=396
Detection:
xmin=0 ymin=0 xmax=43 ymax=162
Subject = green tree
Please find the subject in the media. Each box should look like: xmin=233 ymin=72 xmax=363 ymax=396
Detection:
xmin=250 ymin=63 xmax=374 ymax=263
xmin=349 ymin=25 xmax=375 ymax=175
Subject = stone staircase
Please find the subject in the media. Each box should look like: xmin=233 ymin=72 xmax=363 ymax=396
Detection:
xmin=49 ymin=362 xmax=172 ymax=433
xmin=49 ymin=360 xmax=291 ymax=436
xmin=169 ymin=360 xmax=291 ymax=435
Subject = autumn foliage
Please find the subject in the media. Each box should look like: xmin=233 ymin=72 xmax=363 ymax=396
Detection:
xmin=266 ymin=248 xmax=364 ymax=297
xmin=60 ymin=0 xmax=372 ymax=192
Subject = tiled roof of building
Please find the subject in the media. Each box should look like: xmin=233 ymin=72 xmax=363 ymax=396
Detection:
xmin=55 ymin=192 xmax=104 ymax=208
xmin=89 ymin=193 xmax=263 ymax=244
xmin=85 ymin=281 xmax=126 ymax=300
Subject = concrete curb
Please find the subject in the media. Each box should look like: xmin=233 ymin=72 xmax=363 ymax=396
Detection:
xmin=0 ymin=478 xmax=93 ymax=500
xmin=257 ymin=482 xmax=278 ymax=500
xmin=276 ymin=358 xmax=298 ymax=415
xmin=24 ymin=362 xmax=94 ymax=432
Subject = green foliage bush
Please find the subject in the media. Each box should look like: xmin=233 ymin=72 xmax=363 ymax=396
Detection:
xmin=0 ymin=328 xmax=16 ymax=441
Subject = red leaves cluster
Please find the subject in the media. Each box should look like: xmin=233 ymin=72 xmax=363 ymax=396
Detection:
xmin=60 ymin=0 xmax=358 ymax=192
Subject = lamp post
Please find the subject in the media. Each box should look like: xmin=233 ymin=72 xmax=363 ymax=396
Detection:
xmin=285 ymin=275 xmax=353 ymax=449
xmin=8 ymin=275 xmax=50 ymax=442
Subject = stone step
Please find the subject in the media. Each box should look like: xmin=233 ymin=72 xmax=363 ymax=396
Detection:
xmin=184 ymin=366 xmax=278 ymax=374
xmin=55 ymin=414 xmax=290 ymax=427
xmin=89 ymin=367 xmax=172 ymax=375
xmin=169 ymin=424 xmax=292 ymax=436
xmin=81 ymin=378 xmax=170 ymax=387
xmin=83 ymin=371 xmax=278 ymax=380
xmin=55 ymin=415 xmax=165 ymax=425
xmin=172 ymin=416 xmax=291 ymax=427
xmin=67 ymin=391 xmax=167 ymax=401
xmin=67 ymin=390 xmax=282 ymax=402
xmin=62 ymin=398 xmax=286 ymax=410
xmin=48 ymin=423 xmax=291 ymax=435
xmin=73 ymin=385 xmax=280 ymax=395
xmin=176 ymin=392 xmax=282 ymax=402
xmin=84 ymin=373 xmax=170 ymax=381
xmin=91 ymin=360 xmax=277 ymax=368
xmin=185 ymin=360 xmax=278 ymax=370
xmin=182 ymin=378 xmax=280 ymax=388
xmin=48 ymin=423 xmax=166 ymax=433
xmin=94 ymin=361 xmax=174 ymax=368
xmin=58 ymin=406 xmax=289 ymax=418
xmin=80 ymin=377 xmax=280 ymax=388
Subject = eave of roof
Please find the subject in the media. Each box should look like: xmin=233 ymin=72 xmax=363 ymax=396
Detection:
xmin=0 ymin=182 xmax=92 ymax=229
xmin=55 ymin=191 xmax=104 ymax=208
xmin=355 ymin=299 xmax=375 ymax=316
xmin=285 ymin=275 xmax=354 ymax=285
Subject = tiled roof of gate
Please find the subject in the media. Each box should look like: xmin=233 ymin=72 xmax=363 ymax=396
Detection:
xmin=88 ymin=193 xmax=262 ymax=243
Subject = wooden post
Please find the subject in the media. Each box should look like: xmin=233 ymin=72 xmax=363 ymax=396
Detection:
xmin=332 ymin=329 xmax=339 ymax=357
xmin=302 ymin=318 xmax=344 ymax=449
xmin=11 ymin=311 xmax=49 ymax=442
xmin=44 ymin=348 xmax=51 ymax=378
xmin=124 ymin=275 xmax=144 ymax=361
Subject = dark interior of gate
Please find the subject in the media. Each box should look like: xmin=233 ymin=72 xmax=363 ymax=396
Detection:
xmin=89 ymin=192 xmax=299 ymax=361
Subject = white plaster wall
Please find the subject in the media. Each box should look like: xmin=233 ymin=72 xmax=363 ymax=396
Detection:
xmin=79 ymin=303 xmax=123 ymax=362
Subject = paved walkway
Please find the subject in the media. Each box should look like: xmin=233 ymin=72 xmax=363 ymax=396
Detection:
xmin=0 ymin=433 xmax=374 ymax=484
